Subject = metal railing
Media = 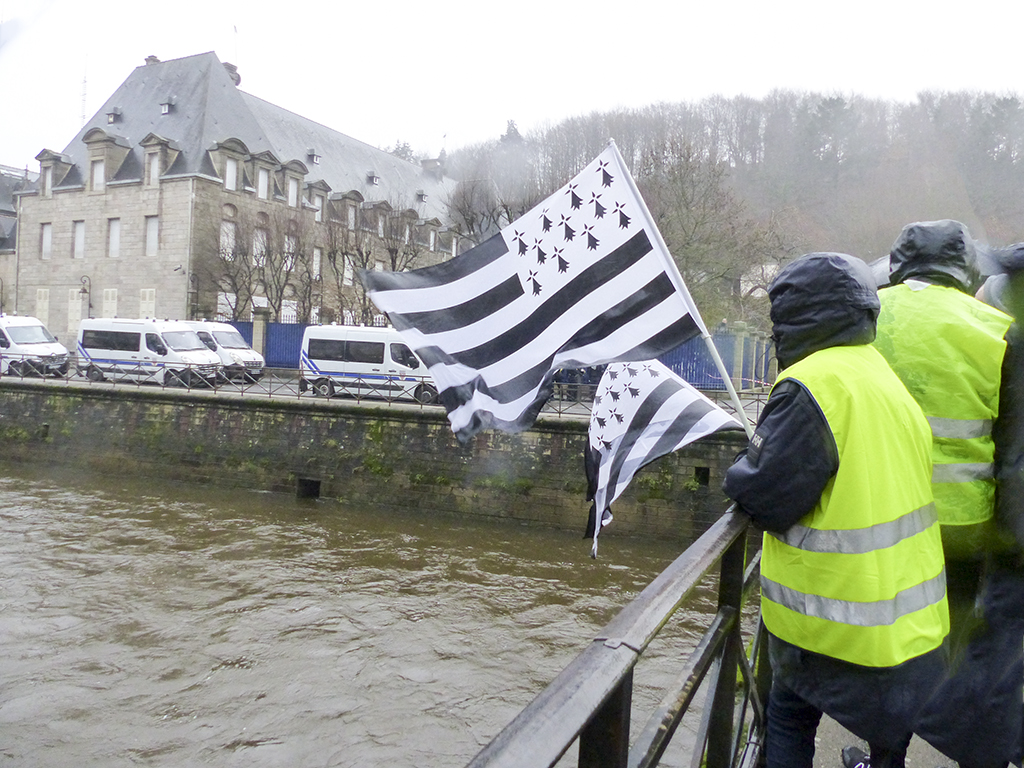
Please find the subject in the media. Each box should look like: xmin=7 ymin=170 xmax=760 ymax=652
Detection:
xmin=466 ymin=508 xmax=768 ymax=768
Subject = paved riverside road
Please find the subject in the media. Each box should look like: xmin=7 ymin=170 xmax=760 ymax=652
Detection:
xmin=815 ymin=717 xmax=949 ymax=768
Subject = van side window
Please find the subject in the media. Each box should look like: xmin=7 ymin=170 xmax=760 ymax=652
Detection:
xmin=0 ymin=330 xmax=8 ymax=348
xmin=346 ymin=341 xmax=385 ymax=365
xmin=308 ymin=338 xmax=346 ymax=362
xmin=390 ymin=343 xmax=418 ymax=369
xmin=82 ymin=329 xmax=140 ymax=352
xmin=145 ymin=333 xmax=167 ymax=355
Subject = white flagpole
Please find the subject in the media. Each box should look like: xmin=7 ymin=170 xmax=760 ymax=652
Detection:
xmin=607 ymin=140 xmax=755 ymax=438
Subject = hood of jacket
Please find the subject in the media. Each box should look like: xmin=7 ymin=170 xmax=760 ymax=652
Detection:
xmin=889 ymin=219 xmax=979 ymax=293
xmin=769 ymin=252 xmax=880 ymax=370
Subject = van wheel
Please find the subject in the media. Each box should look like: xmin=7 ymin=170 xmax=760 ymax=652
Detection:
xmin=9 ymin=361 xmax=24 ymax=377
xmin=86 ymin=365 xmax=105 ymax=382
xmin=298 ymin=378 xmax=309 ymax=394
xmin=164 ymin=370 xmax=184 ymax=387
xmin=314 ymin=379 xmax=334 ymax=398
xmin=415 ymin=383 xmax=438 ymax=405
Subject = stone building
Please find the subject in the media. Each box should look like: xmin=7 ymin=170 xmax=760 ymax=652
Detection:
xmin=13 ymin=52 xmax=458 ymax=338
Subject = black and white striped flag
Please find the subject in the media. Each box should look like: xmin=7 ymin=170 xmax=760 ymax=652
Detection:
xmin=585 ymin=360 xmax=742 ymax=556
xmin=362 ymin=143 xmax=707 ymax=443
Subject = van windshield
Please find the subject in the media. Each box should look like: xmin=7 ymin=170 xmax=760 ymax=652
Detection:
xmin=161 ymin=331 xmax=207 ymax=352
xmin=7 ymin=325 xmax=57 ymax=345
xmin=213 ymin=330 xmax=250 ymax=349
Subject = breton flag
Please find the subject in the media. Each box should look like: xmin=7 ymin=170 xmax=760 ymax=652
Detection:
xmin=585 ymin=360 xmax=742 ymax=556
xmin=362 ymin=142 xmax=708 ymax=443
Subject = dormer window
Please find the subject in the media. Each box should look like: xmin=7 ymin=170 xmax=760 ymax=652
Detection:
xmin=366 ymin=172 xmax=379 ymax=185
xmin=287 ymin=177 xmax=299 ymax=207
xmin=106 ymin=107 xmax=122 ymax=124
xmin=416 ymin=190 xmax=428 ymax=203
xmin=224 ymin=157 xmax=238 ymax=191
xmin=307 ymin=148 xmax=321 ymax=165
xmin=91 ymin=159 xmax=105 ymax=192
xmin=160 ymin=96 xmax=176 ymax=115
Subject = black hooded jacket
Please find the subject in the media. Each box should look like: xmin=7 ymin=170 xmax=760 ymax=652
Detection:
xmin=724 ymin=253 xmax=880 ymax=533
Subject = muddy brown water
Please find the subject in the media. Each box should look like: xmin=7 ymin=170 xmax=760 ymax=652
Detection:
xmin=0 ymin=463 xmax=718 ymax=767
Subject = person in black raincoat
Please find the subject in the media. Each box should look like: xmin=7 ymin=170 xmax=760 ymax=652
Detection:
xmin=724 ymin=253 xmax=949 ymax=768
xmin=863 ymin=223 xmax=1023 ymax=768
xmin=910 ymin=242 xmax=1024 ymax=768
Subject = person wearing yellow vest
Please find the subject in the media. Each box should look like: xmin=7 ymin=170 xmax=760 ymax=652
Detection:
xmin=725 ymin=252 xmax=948 ymax=768
xmin=886 ymin=230 xmax=1024 ymax=768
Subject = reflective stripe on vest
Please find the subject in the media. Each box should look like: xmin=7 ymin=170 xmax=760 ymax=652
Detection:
xmin=774 ymin=502 xmax=937 ymax=555
xmin=760 ymin=345 xmax=948 ymax=668
xmin=875 ymin=284 xmax=1010 ymax=528
xmin=762 ymin=568 xmax=946 ymax=628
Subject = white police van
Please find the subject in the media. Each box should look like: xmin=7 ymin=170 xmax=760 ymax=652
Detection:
xmin=0 ymin=314 xmax=70 ymax=377
xmin=77 ymin=318 xmax=222 ymax=387
xmin=298 ymin=324 xmax=438 ymax=404
xmin=184 ymin=320 xmax=265 ymax=382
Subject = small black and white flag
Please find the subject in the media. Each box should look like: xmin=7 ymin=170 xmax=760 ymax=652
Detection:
xmin=362 ymin=143 xmax=707 ymax=443
xmin=585 ymin=360 xmax=742 ymax=556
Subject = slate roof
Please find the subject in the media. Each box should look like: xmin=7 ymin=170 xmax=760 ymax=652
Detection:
xmin=51 ymin=52 xmax=454 ymax=220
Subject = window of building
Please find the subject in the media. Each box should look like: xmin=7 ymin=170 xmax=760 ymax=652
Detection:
xmin=107 ymin=218 xmax=121 ymax=258
xmin=224 ymin=157 xmax=238 ymax=191
xmin=347 ymin=205 xmax=356 ymax=230
xmin=35 ymin=289 xmax=50 ymax=326
xmin=377 ymin=215 xmax=384 ymax=238
xmin=312 ymin=246 xmax=322 ymax=279
xmin=42 ymin=166 xmax=52 ymax=197
xmin=429 ymin=230 xmax=437 ymax=252
xmin=253 ymin=228 xmax=268 ymax=267
xmin=40 ymin=223 xmax=52 ymax=260
xmin=287 ymin=177 xmax=299 ymax=207
xmin=404 ymin=224 xmax=410 ymax=244
xmin=257 ymin=168 xmax=269 ymax=199
xmin=313 ymin=194 xmax=324 ymax=222
xmin=91 ymin=159 xmax=105 ymax=192
xmin=67 ymin=289 xmax=82 ymax=333
xmin=102 ymin=288 xmax=118 ymax=318
xmin=374 ymin=261 xmax=384 ymax=272
xmin=146 ymin=153 xmax=161 ymax=186
xmin=284 ymin=234 xmax=297 ymax=271
xmin=72 ymin=220 xmax=85 ymax=259
xmin=140 ymin=288 xmax=156 ymax=318
xmin=220 ymin=220 xmax=236 ymax=261
xmin=343 ymin=257 xmax=353 ymax=286
xmin=145 ymin=216 xmax=159 ymax=257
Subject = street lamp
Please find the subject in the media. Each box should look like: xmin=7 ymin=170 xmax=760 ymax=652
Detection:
xmin=79 ymin=275 xmax=93 ymax=317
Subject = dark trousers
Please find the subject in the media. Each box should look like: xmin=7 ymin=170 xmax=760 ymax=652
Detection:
xmin=766 ymin=680 xmax=907 ymax=768
xmin=765 ymin=634 xmax=944 ymax=768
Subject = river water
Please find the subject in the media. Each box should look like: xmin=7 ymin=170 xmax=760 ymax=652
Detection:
xmin=0 ymin=462 xmax=718 ymax=767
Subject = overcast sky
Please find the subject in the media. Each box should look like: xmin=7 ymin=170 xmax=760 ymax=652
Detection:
xmin=2 ymin=0 xmax=1023 ymax=172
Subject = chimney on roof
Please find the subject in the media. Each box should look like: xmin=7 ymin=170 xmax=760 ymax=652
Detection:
xmin=223 ymin=62 xmax=241 ymax=86
xmin=145 ymin=55 xmax=161 ymax=65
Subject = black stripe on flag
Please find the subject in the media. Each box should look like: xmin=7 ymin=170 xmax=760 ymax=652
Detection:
xmin=602 ymin=381 xmax=718 ymax=502
xmin=363 ymin=232 xmax=509 ymax=293
xmin=391 ymin=274 xmax=524 ymax=335
xmin=443 ymin=230 xmax=654 ymax=370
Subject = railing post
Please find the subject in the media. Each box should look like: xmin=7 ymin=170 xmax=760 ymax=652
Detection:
xmin=704 ymin=534 xmax=747 ymax=767
xmin=579 ymin=669 xmax=633 ymax=768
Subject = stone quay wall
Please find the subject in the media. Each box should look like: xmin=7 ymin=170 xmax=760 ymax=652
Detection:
xmin=0 ymin=381 xmax=748 ymax=542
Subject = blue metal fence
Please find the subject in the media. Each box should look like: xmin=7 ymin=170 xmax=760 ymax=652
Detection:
xmin=231 ymin=321 xmax=774 ymax=390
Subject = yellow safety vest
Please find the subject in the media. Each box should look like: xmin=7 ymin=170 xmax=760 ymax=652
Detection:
xmin=874 ymin=283 xmax=1011 ymax=554
xmin=761 ymin=345 xmax=949 ymax=668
